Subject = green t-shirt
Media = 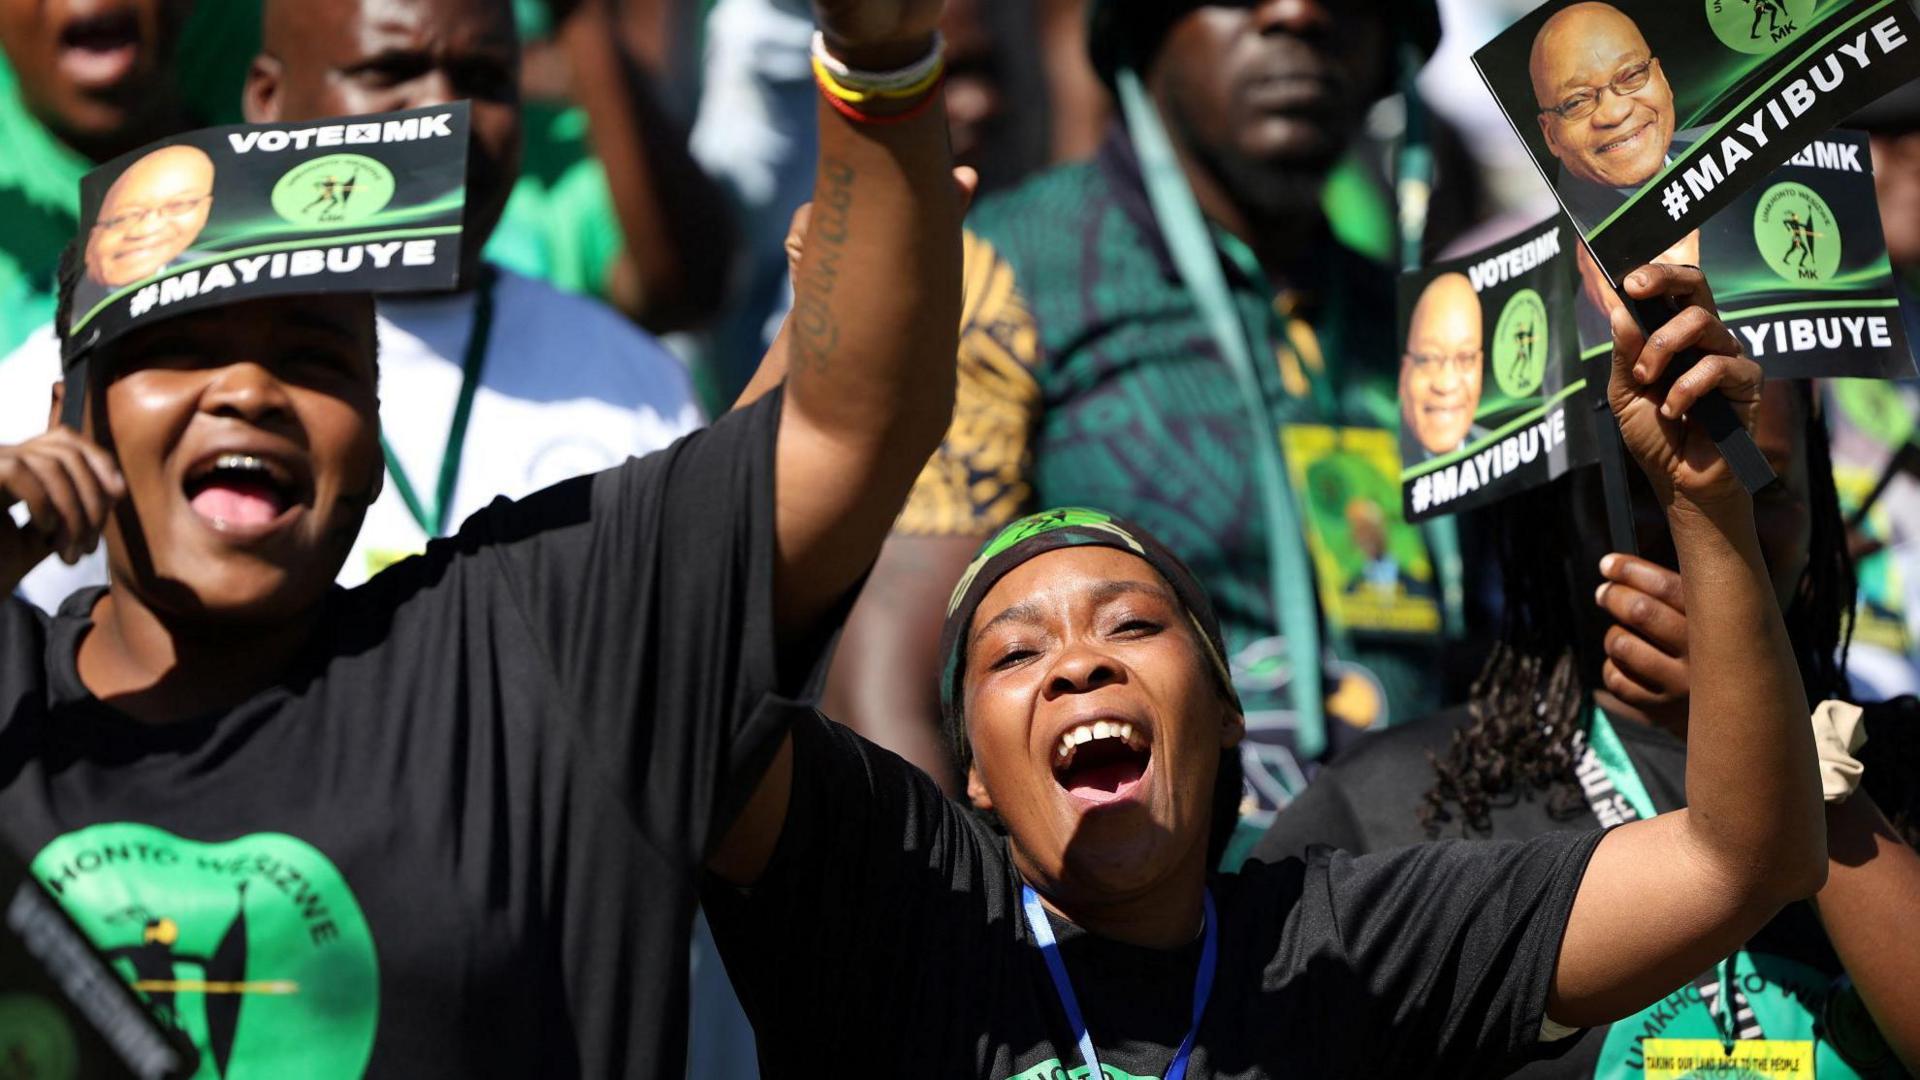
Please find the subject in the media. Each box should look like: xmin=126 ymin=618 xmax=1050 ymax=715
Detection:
xmin=0 ymin=59 xmax=89 ymax=359
xmin=485 ymin=101 xmax=623 ymax=301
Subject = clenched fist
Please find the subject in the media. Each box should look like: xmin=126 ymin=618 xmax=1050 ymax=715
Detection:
xmin=812 ymin=0 xmax=944 ymax=68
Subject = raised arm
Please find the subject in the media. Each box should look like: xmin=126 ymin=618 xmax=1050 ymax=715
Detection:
xmin=771 ymin=0 xmax=962 ymax=645
xmin=1547 ymin=263 xmax=1826 ymax=1026
xmin=559 ymin=0 xmax=738 ymax=332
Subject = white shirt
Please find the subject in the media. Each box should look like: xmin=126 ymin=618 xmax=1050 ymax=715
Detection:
xmin=0 ymin=266 xmax=704 ymax=610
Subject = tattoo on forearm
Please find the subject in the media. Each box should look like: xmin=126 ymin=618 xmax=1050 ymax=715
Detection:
xmin=792 ymin=157 xmax=854 ymax=375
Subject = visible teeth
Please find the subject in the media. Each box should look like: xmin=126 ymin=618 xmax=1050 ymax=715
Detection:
xmin=1055 ymin=720 xmax=1157 ymax=770
xmin=213 ymin=453 xmax=268 ymax=473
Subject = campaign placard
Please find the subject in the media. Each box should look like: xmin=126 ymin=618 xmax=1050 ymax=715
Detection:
xmin=64 ymin=103 xmax=469 ymax=356
xmin=1399 ymin=217 xmax=1589 ymax=521
xmin=1282 ymin=425 xmax=1442 ymax=637
xmin=1572 ymin=129 xmax=1917 ymax=379
xmin=1474 ymin=0 xmax=1920 ymax=281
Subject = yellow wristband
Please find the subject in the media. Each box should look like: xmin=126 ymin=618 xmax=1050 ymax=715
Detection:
xmin=811 ymin=53 xmax=946 ymax=105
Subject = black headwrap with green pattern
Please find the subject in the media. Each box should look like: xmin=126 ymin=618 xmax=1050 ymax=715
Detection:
xmin=937 ymin=507 xmax=1241 ymax=769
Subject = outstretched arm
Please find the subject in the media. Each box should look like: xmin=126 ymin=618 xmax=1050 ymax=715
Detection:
xmin=560 ymin=0 xmax=738 ymax=331
xmin=706 ymin=1 xmax=960 ymax=884
xmin=770 ymin=1 xmax=961 ymax=646
xmin=1548 ymin=263 xmax=1826 ymax=1027
xmin=1596 ymin=550 xmax=1920 ymax=1069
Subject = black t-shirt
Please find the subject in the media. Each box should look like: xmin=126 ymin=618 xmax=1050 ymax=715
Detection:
xmin=703 ymin=713 xmax=1604 ymax=1079
xmin=1254 ymin=707 xmax=1913 ymax=1079
xmin=0 ymin=392 xmax=805 ymax=1079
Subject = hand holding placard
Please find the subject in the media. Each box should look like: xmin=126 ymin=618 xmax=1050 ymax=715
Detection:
xmin=1606 ymin=263 xmax=1767 ymax=512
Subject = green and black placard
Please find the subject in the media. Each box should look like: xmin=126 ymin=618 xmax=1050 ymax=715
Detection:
xmin=63 ymin=103 xmax=469 ymax=358
xmin=1474 ymin=0 xmax=1920 ymax=280
xmin=1399 ymin=216 xmax=1587 ymax=521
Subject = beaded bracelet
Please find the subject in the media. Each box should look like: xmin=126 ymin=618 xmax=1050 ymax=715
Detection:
xmin=810 ymin=30 xmax=946 ymax=97
xmin=810 ymin=30 xmax=946 ymax=123
xmin=818 ymin=73 xmax=945 ymax=126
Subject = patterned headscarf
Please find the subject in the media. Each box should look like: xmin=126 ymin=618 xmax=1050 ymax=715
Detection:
xmin=937 ymin=508 xmax=1241 ymax=767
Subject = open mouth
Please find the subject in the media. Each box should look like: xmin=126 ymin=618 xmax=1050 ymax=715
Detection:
xmin=183 ymin=453 xmax=300 ymax=531
xmin=58 ymin=10 xmax=142 ymax=89
xmin=1052 ymin=719 xmax=1152 ymax=804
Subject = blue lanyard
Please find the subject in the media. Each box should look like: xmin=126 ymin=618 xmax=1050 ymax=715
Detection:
xmin=1020 ymin=884 xmax=1218 ymax=1080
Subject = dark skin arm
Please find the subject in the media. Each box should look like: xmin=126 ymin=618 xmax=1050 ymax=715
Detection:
xmin=1814 ymin=794 xmax=1920 ymax=1071
xmin=820 ymin=533 xmax=974 ymax=792
xmin=1601 ymin=558 xmax=1920 ymax=1070
xmin=559 ymin=0 xmax=738 ymax=331
xmin=706 ymin=2 xmax=960 ymax=887
xmin=1549 ymin=263 xmax=1826 ymax=1026
xmin=735 ymin=187 xmax=978 ymax=792
xmin=1036 ymin=0 xmax=1107 ymax=162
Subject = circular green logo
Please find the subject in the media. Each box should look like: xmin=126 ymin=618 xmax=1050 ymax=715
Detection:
xmin=32 ymin=823 xmax=380 ymax=1078
xmin=1492 ymin=288 xmax=1549 ymax=398
xmin=0 ymin=994 xmax=79 ymax=1080
xmin=1705 ymin=0 xmax=1815 ymax=54
xmin=270 ymin=154 xmax=395 ymax=227
xmin=1754 ymin=181 xmax=1840 ymax=283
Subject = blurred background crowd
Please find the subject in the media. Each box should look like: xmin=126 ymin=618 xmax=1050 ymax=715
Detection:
xmin=3 ymin=0 xmax=1917 ymax=1073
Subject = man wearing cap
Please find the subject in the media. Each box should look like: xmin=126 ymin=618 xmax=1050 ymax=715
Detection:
xmin=0 ymin=0 xmax=706 ymax=614
xmin=824 ymin=0 xmax=1454 ymax=829
xmin=0 ymin=0 xmax=963 ymax=1068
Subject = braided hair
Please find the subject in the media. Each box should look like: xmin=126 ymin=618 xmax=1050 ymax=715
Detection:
xmin=1420 ymin=382 xmax=1855 ymax=835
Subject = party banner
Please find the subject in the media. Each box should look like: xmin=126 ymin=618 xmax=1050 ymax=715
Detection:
xmin=1282 ymin=425 xmax=1442 ymax=636
xmin=1400 ymin=217 xmax=1590 ymax=521
xmin=1474 ymin=0 xmax=1920 ymax=280
xmin=1573 ymin=129 xmax=1917 ymax=379
xmin=64 ymin=103 xmax=469 ymax=355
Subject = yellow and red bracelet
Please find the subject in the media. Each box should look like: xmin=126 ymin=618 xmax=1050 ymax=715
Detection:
xmin=811 ymin=31 xmax=946 ymax=124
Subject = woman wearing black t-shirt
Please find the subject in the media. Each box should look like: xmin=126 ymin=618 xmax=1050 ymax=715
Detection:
xmin=0 ymin=2 xmax=965 ymax=1072
xmin=1254 ymin=386 xmax=1920 ymax=1069
xmin=705 ymin=266 xmax=1838 ymax=1077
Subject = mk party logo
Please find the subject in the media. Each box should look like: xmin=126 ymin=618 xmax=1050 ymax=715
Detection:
xmin=1754 ymin=182 xmax=1840 ymax=282
xmin=272 ymin=154 xmax=398 ymax=228
xmin=1706 ymin=0 xmax=1815 ymax=54
xmin=32 ymin=824 xmax=378 ymax=1078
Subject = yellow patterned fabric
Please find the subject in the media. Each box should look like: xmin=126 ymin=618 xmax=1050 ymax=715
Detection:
xmin=896 ymin=230 xmax=1043 ymax=535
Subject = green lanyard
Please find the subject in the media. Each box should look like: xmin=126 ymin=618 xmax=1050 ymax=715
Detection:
xmin=1118 ymin=66 xmax=1328 ymax=759
xmin=1584 ymin=710 xmax=1751 ymax=1050
xmin=380 ymin=270 xmax=496 ymax=539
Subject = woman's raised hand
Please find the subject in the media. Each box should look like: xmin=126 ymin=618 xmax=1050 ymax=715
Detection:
xmin=1606 ymin=263 xmax=1764 ymax=514
xmin=0 ymin=428 xmax=123 ymax=587
xmin=811 ymin=0 xmax=944 ymax=65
